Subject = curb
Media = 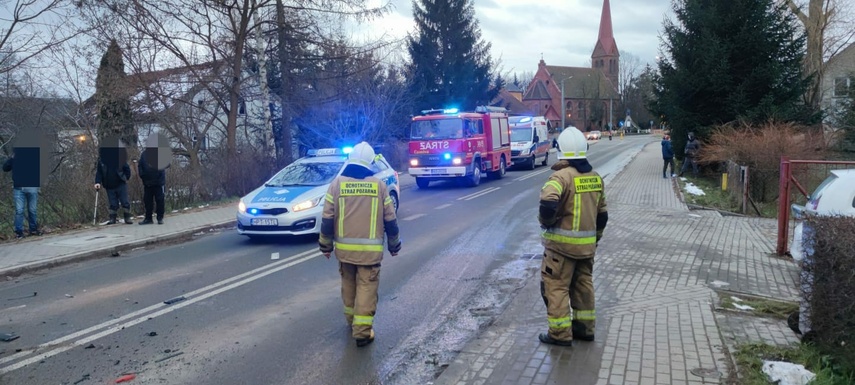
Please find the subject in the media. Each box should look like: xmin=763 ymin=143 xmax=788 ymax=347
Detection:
xmin=0 ymin=220 xmax=236 ymax=278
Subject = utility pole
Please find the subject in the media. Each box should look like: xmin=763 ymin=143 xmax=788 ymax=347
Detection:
xmin=560 ymin=76 xmax=573 ymax=130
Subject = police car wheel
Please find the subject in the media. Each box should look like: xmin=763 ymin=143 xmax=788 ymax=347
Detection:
xmin=390 ymin=191 xmax=399 ymax=213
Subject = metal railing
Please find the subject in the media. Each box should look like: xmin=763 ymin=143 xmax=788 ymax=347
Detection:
xmin=776 ymin=157 xmax=855 ymax=255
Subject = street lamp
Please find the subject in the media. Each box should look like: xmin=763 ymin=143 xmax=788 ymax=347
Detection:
xmin=560 ymin=76 xmax=574 ymax=131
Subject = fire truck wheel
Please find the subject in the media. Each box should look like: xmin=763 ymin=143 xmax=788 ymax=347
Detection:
xmin=490 ymin=156 xmax=506 ymax=179
xmin=466 ymin=161 xmax=481 ymax=187
xmin=416 ymin=177 xmax=430 ymax=189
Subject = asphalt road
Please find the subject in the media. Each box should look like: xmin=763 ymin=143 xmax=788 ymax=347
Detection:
xmin=0 ymin=136 xmax=653 ymax=385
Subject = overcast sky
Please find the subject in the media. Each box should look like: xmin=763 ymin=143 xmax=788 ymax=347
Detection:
xmin=355 ymin=0 xmax=676 ymax=76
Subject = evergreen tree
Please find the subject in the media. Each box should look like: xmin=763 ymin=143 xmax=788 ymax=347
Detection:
xmin=94 ymin=39 xmax=135 ymax=148
xmin=654 ymin=0 xmax=819 ymax=155
xmin=406 ymin=0 xmax=500 ymax=112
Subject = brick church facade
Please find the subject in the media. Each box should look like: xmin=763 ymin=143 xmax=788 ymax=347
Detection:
xmin=522 ymin=0 xmax=620 ymax=132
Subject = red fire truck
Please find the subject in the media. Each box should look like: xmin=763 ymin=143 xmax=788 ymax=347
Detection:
xmin=407 ymin=106 xmax=511 ymax=188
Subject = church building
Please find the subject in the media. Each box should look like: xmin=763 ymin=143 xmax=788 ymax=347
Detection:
xmin=522 ymin=0 xmax=621 ymax=132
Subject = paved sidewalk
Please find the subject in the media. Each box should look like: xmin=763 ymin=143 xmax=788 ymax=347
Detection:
xmin=0 ymin=174 xmax=416 ymax=276
xmin=435 ymin=141 xmax=800 ymax=385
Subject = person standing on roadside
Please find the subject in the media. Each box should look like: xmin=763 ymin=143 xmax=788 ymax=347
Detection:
xmin=95 ymin=135 xmax=134 ymax=225
xmin=679 ymin=132 xmax=701 ymax=177
xmin=537 ymin=127 xmax=608 ymax=346
xmin=137 ymin=133 xmax=171 ymax=225
xmin=2 ymin=130 xmax=50 ymax=239
xmin=661 ymin=135 xmax=676 ymax=178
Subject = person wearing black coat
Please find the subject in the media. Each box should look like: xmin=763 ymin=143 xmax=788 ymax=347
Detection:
xmin=137 ymin=148 xmax=169 ymax=225
xmin=95 ymin=138 xmax=133 ymax=225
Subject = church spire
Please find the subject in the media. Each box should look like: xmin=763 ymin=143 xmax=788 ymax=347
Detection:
xmin=591 ymin=0 xmax=619 ymax=91
xmin=593 ymin=0 xmax=618 ymax=57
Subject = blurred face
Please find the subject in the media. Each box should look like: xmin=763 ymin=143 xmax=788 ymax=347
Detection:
xmin=99 ymin=135 xmax=127 ymax=167
xmin=144 ymin=133 xmax=172 ymax=170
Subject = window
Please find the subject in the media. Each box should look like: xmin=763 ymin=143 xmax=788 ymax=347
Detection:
xmin=577 ymin=101 xmax=585 ymax=117
xmin=566 ymin=101 xmax=572 ymax=110
xmin=833 ymin=77 xmax=853 ymax=97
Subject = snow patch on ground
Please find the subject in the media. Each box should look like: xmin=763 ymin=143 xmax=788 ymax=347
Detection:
xmin=684 ymin=182 xmax=706 ymax=196
xmin=733 ymin=303 xmax=755 ymax=311
xmin=762 ymin=361 xmax=816 ymax=385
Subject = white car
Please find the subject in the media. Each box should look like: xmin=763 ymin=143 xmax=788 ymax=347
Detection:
xmin=790 ymin=169 xmax=855 ymax=261
xmin=586 ymin=131 xmax=602 ymax=140
xmin=236 ymin=147 xmax=401 ymax=240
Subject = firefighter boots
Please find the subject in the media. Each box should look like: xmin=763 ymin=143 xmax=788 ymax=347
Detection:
xmin=123 ymin=212 xmax=134 ymax=224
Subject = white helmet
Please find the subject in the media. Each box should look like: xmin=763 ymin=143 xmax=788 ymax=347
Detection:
xmin=347 ymin=141 xmax=376 ymax=169
xmin=556 ymin=127 xmax=588 ymax=160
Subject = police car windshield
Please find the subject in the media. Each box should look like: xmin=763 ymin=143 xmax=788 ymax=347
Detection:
xmin=266 ymin=161 xmax=344 ymax=187
xmin=410 ymin=119 xmax=464 ymax=140
xmin=510 ymin=128 xmax=532 ymax=142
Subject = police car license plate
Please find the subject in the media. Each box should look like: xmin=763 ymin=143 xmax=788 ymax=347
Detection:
xmin=430 ymin=169 xmax=446 ymax=174
xmin=251 ymin=218 xmax=278 ymax=226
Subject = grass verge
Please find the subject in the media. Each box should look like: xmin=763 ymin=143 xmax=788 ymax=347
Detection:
xmin=733 ymin=342 xmax=855 ymax=385
xmin=677 ymin=174 xmax=742 ymax=213
xmin=719 ymin=294 xmax=799 ymax=320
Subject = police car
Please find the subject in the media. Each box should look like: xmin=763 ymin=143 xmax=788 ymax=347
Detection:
xmin=236 ymin=147 xmax=401 ymax=239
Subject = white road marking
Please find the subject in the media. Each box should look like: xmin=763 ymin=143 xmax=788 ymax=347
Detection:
xmin=402 ymin=213 xmax=426 ymax=221
xmin=504 ymin=182 xmax=514 ymax=185
xmin=457 ymin=187 xmax=500 ymax=201
xmin=435 ymin=204 xmax=452 ymax=210
xmin=271 ymin=252 xmax=279 ymax=260
xmin=0 ymin=304 xmax=26 ymax=312
xmin=514 ymin=168 xmax=551 ymax=182
xmin=0 ymin=248 xmax=320 ymax=373
xmin=458 ymin=187 xmax=501 ymax=201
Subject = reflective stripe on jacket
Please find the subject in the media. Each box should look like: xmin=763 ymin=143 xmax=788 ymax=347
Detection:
xmin=322 ymin=175 xmax=396 ymax=265
xmin=539 ymin=167 xmax=607 ymax=258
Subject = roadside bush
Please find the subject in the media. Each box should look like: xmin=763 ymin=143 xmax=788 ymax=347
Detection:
xmin=698 ymin=120 xmax=827 ymax=203
xmin=0 ymin=140 xmax=275 ymax=241
xmin=802 ymin=215 xmax=855 ymax=375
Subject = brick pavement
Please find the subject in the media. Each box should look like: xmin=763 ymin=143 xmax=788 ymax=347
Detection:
xmin=434 ymin=141 xmax=801 ymax=385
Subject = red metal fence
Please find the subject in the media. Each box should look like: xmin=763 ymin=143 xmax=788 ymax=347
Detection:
xmin=776 ymin=157 xmax=855 ymax=255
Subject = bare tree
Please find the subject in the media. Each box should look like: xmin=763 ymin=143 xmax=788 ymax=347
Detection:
xmin=781 ymin=0 xmax=855 ymax=108
xmin=0 ymin=0 xmax=85 ymax=76
xmin=618 ymin=50 xmax=641 ymax=103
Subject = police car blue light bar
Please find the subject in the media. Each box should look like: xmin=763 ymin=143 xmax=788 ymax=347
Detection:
xmin=443 ymin=153 xmax=452 ymax=160
xmin=443 ymin=108 xmax=459 ymax=114
xmin=307 ymin=148 xmax=353 ymax=156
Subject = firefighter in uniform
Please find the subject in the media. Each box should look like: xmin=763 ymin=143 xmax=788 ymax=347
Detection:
xmin=319 ymin=142 xmax=402 ymax=347
xmin=538 ymin=127 xmax=608 ymax=346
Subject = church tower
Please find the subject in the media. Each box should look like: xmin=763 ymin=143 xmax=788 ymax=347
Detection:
xmin=591 ymin=0 xmax=619 ymax=91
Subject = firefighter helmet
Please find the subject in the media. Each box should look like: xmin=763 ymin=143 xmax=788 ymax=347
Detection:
xmin=556 ymin=127 xmax=588 ymax=160
xmin=347 ymin=141 xmax=376 ymax=169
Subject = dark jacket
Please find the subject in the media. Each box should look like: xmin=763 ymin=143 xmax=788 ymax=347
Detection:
xmin=3 ymin=149 xmax=42 ymax=188
xmin=95 ymin=158 xmax=131 ymax=189
xmin=684 ymin=138 xmax=701 ymax=158
xmin=138 ymin=151 xmax=168 ymax=186
xmin=661 ymin=140 xmax=674 ymax=159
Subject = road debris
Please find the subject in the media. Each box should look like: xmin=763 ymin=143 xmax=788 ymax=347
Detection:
xmin=154 ymin=351 xmax=184 ymax=363
xmin=84 ymin=343 xmax=95 ymax=349
xmin=65 ymin=294 xmax=74 ymax=298
xmin=0 ymin=333 xmax=20 ymax=342
xmin=114 ymin=373 xmax=136 ymax=383
xmin=163 ymin=296 xmax=186 ymax=305
xmin=148 ymin=331 xmax=157 ymax=337
xmin=762 ymin=360 xmax=815 ymax=385
xmin=6 ymin=292 xmax=37 ymax=301
xmin=73 ymin=374 xmax=90 ymax=384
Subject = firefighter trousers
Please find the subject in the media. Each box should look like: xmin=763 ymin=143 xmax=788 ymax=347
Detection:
xmin=540 ymin=251 xmax=596 ymax=342
xmin=339 ymin=262 xmax=380 ymax=340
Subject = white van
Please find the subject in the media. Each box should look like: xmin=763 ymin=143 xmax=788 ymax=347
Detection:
xmin=509 ymin=116 xmax=551 ymax=169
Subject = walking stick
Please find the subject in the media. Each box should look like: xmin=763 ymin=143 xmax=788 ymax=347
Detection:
xmin=93 ymin=189 xmax=99 ymax=226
